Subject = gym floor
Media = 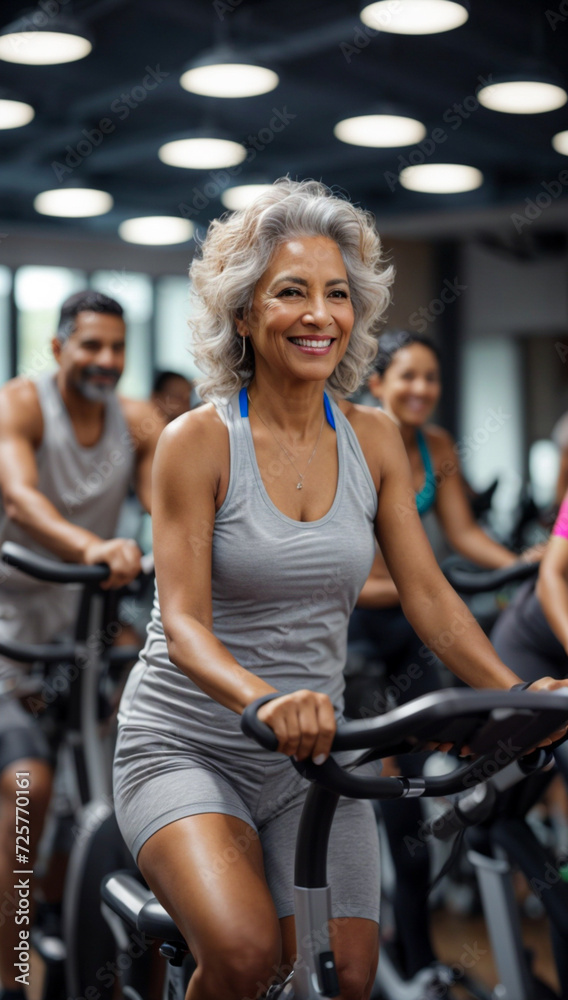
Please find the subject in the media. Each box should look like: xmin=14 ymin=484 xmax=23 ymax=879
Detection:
xmin=24 ymin=909 xmax=556 ymax=999
xmin=432 ymin=908 xmax=557 ymax=995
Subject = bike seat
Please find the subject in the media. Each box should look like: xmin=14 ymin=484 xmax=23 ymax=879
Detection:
xmin=137 ymin=898 xmax=187 ymax=946
xmin=101 ymin=870 xmax=187 ymax=946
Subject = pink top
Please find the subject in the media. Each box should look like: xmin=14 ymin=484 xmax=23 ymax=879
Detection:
xmin=553 ymin=497 xmax=568 ymax=540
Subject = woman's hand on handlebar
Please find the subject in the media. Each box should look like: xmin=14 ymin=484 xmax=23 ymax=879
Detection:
xmin=257 ymin=689 xmax=336 ymax=764
xmin=518 ymin=541 xmax=547 ymax=564
xmin=524 ymin=676 xmax=568 ymax=745
xmin=83 ymin=538 xmax=142 ymax=589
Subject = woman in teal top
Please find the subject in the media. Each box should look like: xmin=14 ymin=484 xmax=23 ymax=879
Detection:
xmin=356 ymin=329 xmax=524 ymax=614
xmin=348 ymin=329 xmax=537 ymax=994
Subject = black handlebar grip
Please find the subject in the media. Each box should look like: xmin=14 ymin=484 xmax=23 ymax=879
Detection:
xmin=240 ymin=693 xmax=282 ymax=751
xmin=443 ymin=557 xmax=539 ymax=594
xmin=0 ymin=638 xmax=77 ymax=664
xmin=1 ymin=542 xmax=109 ymax=584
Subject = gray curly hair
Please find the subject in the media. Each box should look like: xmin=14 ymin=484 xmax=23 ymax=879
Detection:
xmin=189 ymin=178 xmax=394 ymax=400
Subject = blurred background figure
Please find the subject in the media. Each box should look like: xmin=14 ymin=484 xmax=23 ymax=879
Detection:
xmin=151 ymin=370 xmax=194 ymax=425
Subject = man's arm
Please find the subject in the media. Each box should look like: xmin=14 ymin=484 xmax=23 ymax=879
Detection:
xmin=0 ymin=379 xmax=98 ymax=560
xmin=0 ymin=379 xmax=141 ymax=587
xmin=121 ymin=397 xmax=162 ymax=514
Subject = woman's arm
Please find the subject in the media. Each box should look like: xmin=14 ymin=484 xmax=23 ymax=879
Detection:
xmin=536 ymin=533 xmax=568 ymax=654
xmin=153 ymin=408 xmax=274 ymax=712
xmin=354 ymin=410 xmax=529 ymax=690
xmin=152 ymin=408 xmax=336 ymax=762
xmin=431 ymin=429 xmax=517 ymax=569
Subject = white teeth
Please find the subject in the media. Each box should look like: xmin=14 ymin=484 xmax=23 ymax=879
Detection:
xmin=290 ymin=338 xmax=332 ymax=348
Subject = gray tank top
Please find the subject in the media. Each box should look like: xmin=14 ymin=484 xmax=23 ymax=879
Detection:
xmin=0 ymin=373 xmax=136 ymax=593
xmin=118 ymin=391 xmax=377 ymax=759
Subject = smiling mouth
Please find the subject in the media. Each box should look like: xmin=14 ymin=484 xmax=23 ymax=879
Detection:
xmin=289 ymin=337 xmax=334 ymax=348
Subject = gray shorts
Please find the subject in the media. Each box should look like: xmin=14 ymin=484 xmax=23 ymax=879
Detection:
xmin=113 ymin=725 xmax=381 ymax=921
xmin=0 ymin=695 xmax=55 ymax=772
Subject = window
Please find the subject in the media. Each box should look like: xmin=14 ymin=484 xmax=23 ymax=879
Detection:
xmin=15 ymin=266 xmax=86 ymax=378
xmin=154 ymin=276 xmax=200 ymax=381
xmin=0 ymin=267 xmax=12 ymax=385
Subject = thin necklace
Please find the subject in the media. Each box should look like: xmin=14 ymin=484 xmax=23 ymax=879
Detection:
xmin=247 ymin=393 xmax=325 ymax=490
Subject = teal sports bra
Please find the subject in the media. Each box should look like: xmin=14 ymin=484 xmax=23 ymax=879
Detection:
xmin=415 ymin=429 xmax=437 ymax=517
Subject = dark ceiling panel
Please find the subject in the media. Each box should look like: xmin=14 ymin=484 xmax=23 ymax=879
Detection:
xmin=0 ymin=0 xmax=566 ymax=241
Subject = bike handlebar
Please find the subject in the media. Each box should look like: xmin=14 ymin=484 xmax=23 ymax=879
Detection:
xmin=1 ymin=541 xmax=109 ymax=584
xmin=241 ymin=689 xmax=568 ymax=800
xmin=1 ymin=542 xmax=154 ymax=585
xmin=420 ymin=749 xmax=552 ymax=842
xmin=442 ymin=555 xmax=539 ymax=594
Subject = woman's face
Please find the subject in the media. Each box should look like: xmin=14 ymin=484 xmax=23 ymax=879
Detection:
xmin=370 ymin=343 xmax=441 ymax=427
xmin=238 ymin=235 xmax=355 ymax=386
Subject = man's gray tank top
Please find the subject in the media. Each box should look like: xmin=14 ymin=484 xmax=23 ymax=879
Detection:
xmin=118 ymin=390 xmax=378 ymax=760
xmin=0 ymin=372 xmax=135 ymax=593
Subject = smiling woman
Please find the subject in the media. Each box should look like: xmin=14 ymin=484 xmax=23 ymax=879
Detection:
xmin=111 ymin=178 xmax=568 ymax=1000
xmin=189 ymin=177 xmax=392 ymax=401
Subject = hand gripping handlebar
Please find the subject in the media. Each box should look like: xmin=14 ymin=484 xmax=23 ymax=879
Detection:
xmin=1 ymin=541 xmax=110 ymax=584
xmin=241 ymin=689 xmax=568 ymax=800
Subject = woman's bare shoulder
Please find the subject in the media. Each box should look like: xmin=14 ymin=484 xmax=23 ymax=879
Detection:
xmin=422 ymin=423 xmax=457 ymax=462
xmin=337 ymin=399 xmax=400 ymax=441
xmin=157 ymin=402 xmax=230 ymax=476
xmin=336 ymin=399 xmax=404 ymax=485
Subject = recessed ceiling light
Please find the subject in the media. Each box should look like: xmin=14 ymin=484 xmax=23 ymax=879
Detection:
xmin=34 ymin=188 xmax=113 ymax=217
xmin=0 ymin=98 xmax=34 ymax=129
xmin=360 ymin=0 xmax=469 ymax=35
xmin=334 ymin=114 xmax=426 ymax=147
xmin=159 ymin=137 xmax=247 ymax=169
xmin=180 ymin=63 xmax=279 ymax=98
xmin=119 ymin=216 xmax=195 ymax=245
xmin=0 ymin=16 xmax=92 ymax=65
xmin=552 ymin=130 xmax=568 ymax=155
xmin=400 ymin=163 xmax=483 ymax=192
xmin=221 ymin=184 xmax=274 ymax=210
xmin=478 ymin=78 xmax=567 ymax=114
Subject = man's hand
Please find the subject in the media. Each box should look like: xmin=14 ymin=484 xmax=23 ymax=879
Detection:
xmin=83 ymin=537 xmax=142 ymax=589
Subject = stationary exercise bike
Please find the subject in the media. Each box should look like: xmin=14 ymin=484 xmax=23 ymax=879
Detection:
xmin=100 ymin=687 xmax=568 ymax=999
xmin=433 ymin=558 xmax=568 ymax=1000
xmin=0 ymin=541 xmax=152 ymax=1000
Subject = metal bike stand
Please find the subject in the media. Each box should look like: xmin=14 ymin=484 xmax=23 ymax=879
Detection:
xmin=0 ymin=542 xmax=147 ymax=1000
xmin=101 ymin=689 xmax=568 ymax=1000
xmin=467 ymin=848 xmax=532 ymax=1000
xmin=286 ymin=785 xmax=341 ymax=999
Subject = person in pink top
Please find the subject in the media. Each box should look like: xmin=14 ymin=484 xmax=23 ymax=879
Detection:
xmin=492 ymin=493 xmax=568 ymax=780
xmin=552 ymin=495 xmax=568 ymax=541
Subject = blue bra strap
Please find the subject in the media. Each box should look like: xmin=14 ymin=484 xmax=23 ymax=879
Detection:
xmin=417 ymin=429 xmax=433 ymax=477
xmin=415 ymin=429 xmax=437 ymax=516
xmin=239 ymin=386 xmax=336 ymax=430
xmin=323 ymin=392 xmax=336 ymax=430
